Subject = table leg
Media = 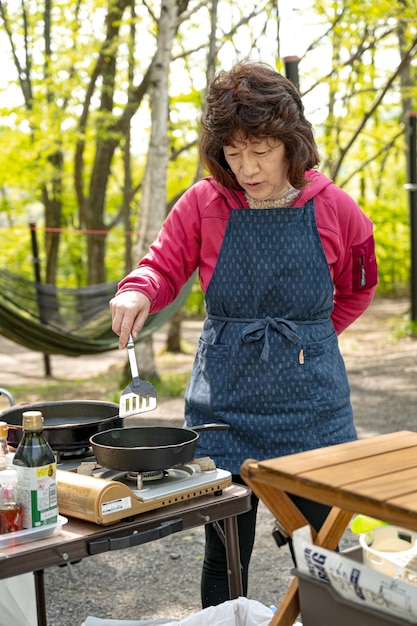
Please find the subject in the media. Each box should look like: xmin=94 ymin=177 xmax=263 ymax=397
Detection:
xmin=266 ymin=507 xmax=354 ymax=625
xmin=33 ymin=570 xmax=47 ymax=626
xmin=241 ymin=462 xmax=314 ymax=537
xmin=224 ymin=515 xmax=243 ymax=599
xmin=315 ymin=506 xmax=353 ymax=549
xmin=241 ymin=461 xmax=353 ymax=626
xmin=270 ymin=577 xmax=300 ymax=626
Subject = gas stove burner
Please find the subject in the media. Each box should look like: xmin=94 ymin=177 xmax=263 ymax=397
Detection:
xmin=56 ymin=447 xmax=92 ymax=463
xmin=124 ymin=466 xmax=198 ymax=489
xmin=125 ymin=469 xmax=165 ymax=489
xmin=126 ymin=470 xmax=164 ymax=482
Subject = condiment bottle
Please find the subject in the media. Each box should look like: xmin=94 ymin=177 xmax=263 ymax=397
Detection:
xmin=13 ymin=411 xmax=58 ymax=528
xmin=0 ymin=469 xmax=23 ymax=533
xmin=0 ymin=421 xmax=8 ymax=470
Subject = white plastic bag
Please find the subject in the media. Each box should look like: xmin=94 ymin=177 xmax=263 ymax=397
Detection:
xmin=81 ymin=620 xmax=175 ymax=626
xmin=0 ymin=573 xmax=37 ymax=626
xmin=179 ymin=597 xmax=273 ymax=626
xmin=81 ymin=597 xmax=273 ymax=626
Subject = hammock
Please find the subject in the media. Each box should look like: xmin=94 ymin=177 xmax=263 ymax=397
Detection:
xmin=0 ymin=269 xmax=196 ymax=356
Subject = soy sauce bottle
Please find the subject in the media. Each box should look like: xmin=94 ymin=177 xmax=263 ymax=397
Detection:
xmin=13 ymin=411 xmax=58 ymax=528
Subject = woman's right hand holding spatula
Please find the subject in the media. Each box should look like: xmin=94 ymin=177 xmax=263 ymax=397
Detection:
xmin=110 ymin=290 xmax=151 ymax=349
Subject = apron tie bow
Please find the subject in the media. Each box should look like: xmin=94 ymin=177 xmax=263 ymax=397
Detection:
xmin=241 ymin=316 xmax=301 ymax=362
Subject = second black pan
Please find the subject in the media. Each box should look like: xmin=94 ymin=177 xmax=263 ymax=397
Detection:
xmin=2 ymin=401 xmax=122 ymax=452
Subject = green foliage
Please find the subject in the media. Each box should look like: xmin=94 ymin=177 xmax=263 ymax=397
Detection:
xmin=0 ymin=0 xmax=416 ymax=297
xmin=183 ymin=278 xmax=205 ymax=316
xmin=307 ymin=0 xmax=416 ymax=297
xmin=152 ymin=372 xmax=190 ymax=397
xmin=366 ymin=196 xmax=410 ymax=296
xmin=167 ymin=152 xmax=198 ymax=200
xmin=3 ymin=370 xmax=190 ymax=406
xmin=0 ymin=225 xmax=37 ymax=278
xmin=394 ymin=316 xmax=417 ymax=339
xmin=333 ymin=137 xmax=411 ymax=296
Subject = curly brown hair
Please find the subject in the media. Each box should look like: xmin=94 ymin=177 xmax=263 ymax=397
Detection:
xmin=199 ymin=60 xmax=320 ymax=190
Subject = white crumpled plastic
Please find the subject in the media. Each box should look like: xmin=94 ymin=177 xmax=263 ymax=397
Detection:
xmin=0 ymin=573 xmax=37 ymax=626
xmin=81 ymin=597 xmax=274 ymax=626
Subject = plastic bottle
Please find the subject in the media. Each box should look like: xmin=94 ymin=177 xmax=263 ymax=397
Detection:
xmin=0 ymin=421 xmax=8 ymax=470
xmin=13 ymin=411 xmax=58 ymax=528
xmin=0 ymin=469 xmax=23 ymax=533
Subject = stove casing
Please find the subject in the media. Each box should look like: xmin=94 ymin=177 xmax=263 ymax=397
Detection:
xmin=56 ymin=465 xmax=232 ymax=525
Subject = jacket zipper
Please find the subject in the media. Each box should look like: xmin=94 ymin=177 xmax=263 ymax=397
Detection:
xmin=360 ymin=255 xmax=366 ymax=287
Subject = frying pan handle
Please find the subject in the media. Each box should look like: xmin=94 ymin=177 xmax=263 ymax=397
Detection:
xmin=192 ymin=423 xmax=230 ymax=432
xmin=127 ymin=334 xmax=140 ymax=380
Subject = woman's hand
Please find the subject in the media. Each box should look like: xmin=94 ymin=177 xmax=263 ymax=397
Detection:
xmin=110 ymin=291 xmax=151 ymax=349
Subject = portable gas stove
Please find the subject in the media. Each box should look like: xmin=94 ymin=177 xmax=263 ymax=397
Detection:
xmin=56 ymin=453 xmax=232 ymax=525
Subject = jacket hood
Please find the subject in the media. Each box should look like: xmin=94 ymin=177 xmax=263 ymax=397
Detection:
xmin=203 ymin=177 xmax=247 ymax=207
xmin=294 ymin=170 xmax=334 ymax=206
xmin=204 ymin=170 xmax=334 ymax=207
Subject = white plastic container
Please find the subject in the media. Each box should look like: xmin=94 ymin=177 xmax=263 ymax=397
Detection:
xmin=0 ymin=514 xmax=67 ymax=549
xmin=360 ymin=525 xmax=417 ymax=583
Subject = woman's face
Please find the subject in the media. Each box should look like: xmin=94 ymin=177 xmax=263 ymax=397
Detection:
xmin=223 ymin=137 xmax=289 ymax=201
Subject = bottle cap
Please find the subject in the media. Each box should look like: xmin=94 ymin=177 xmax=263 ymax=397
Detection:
xmin=0 ymin=421 xmax=7 ymax=438
xmin=0 ymin=468 xmax=18 ymax=486
xmin=22 ymin=411 xmax=44 ymax=431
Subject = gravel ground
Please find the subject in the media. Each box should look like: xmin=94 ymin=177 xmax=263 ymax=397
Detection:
xmin=2 ymin=297 xmax=417 ymax=625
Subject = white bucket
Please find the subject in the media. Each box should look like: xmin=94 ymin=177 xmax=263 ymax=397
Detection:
xmin=360 ymin=525 xmax=417 ymax=583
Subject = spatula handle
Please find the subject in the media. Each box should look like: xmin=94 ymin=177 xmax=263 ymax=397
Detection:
xmin=127 ymin=334 xmax=140 ymax=380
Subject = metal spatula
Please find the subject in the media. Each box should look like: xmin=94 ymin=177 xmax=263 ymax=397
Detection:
xmin=119 ymin=334 xmax=157 ymax=417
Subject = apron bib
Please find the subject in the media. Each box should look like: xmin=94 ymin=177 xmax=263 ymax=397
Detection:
xmin=185 ymin=199 xmax=356 ymax=473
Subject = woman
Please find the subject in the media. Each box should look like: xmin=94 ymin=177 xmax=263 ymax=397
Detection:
xmin=110 ymin=60 xmax=378 ymax=607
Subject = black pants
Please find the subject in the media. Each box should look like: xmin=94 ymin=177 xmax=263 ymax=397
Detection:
xmin=200 ymin=475 xmax=331 ymax=608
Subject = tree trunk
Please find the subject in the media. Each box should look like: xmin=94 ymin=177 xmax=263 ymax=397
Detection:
xmin=133 ymin=0 xmax=183 ymax=376
xmin=134 ymin=335 xmax=159 ymax=380
xmin=166 ymin=307 xmax=183 ymax=352
xmin=163 ymin=0 xmax=219 ymax=353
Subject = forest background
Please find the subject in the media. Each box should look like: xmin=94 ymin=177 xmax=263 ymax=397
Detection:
xmin=0 ymin=4 xmax=416 ymax=621
xmin=0 ymin=0 xmax=416 ymax=377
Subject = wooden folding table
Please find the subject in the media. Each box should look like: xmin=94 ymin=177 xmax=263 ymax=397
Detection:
xmin=241 ymin=430 xmax=417 ymax=626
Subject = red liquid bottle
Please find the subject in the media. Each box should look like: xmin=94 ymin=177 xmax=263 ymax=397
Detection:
xmin=0 ymin=469 xmax=23 ymax=534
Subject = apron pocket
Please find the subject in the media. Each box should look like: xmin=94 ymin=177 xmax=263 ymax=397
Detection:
xmin=220 ymin=337 xmax=301 ymax=414
xmin=185 ymin=339 xmax=230 ymax=411
xmin=303 ymin=332 xmax=351 ymax=416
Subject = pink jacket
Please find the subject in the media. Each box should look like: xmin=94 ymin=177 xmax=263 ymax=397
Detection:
xmin=117 ymin=170 xmax=378 ymax=334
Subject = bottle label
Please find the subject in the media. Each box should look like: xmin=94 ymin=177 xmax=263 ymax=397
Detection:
xmin=0 ymin=506 xmax=23 ymax=534
xmin=15 ymin=463 xmax=58 ymax=528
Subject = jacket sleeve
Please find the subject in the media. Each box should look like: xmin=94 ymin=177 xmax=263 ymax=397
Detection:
xmin=116 ymin=185 xmax=203 ymax=313
xmin=318 ymin=187 xmax=378 ymax=334
xmin=332 ymin=234 xmax=378 ymax=333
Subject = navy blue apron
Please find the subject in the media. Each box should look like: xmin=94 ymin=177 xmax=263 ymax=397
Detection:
xmin=184 ymin=199 xmax=357 ymax=474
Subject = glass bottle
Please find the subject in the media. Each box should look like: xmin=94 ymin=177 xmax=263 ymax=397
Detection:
xmin=0 ymin=469 xmax=23 ymax=534
xmin=0 ymin=421 xmax=8 ymax=470
xmin=13 ymin=411 xmax=58 ymax=528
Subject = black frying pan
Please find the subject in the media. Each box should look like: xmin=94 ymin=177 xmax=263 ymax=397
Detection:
xmin=1 ymin=401 xmax=123 ymax=452
xmin=90 ymin=424 xmax=229 ymax=472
